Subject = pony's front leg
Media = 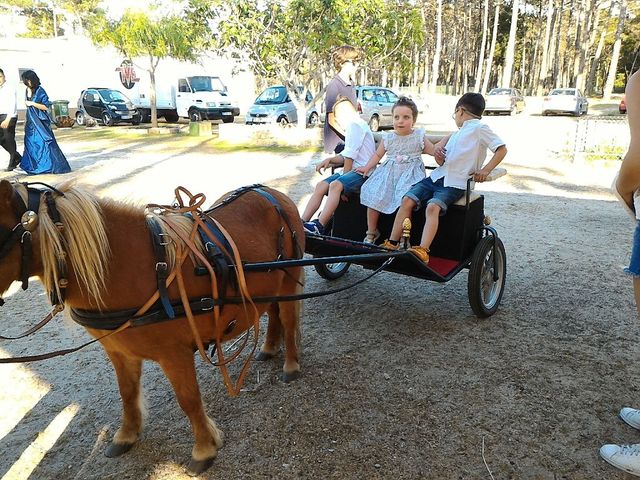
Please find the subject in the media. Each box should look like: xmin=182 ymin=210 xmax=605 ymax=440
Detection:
xmin=159 ymin=349 xmax=223 ymax=476
xmin=104 ymin=351 xmax=144 ymax=457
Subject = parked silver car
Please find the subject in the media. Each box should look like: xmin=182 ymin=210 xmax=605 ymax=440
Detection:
xmin=484 ymin=88 xmax=525 ymax=115
xmin=542 ymin=88 xmax=588 ymax=116
xmin=355 ymin=86 xmax=400 ymax=132
xmin=245 ymin=86 xmax=319 ymax=126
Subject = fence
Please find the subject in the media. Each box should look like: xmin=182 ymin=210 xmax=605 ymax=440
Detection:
xmin=570 ymin=115 xmax=629 ymax=163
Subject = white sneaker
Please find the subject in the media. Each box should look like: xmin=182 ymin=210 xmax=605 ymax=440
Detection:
xmin=621 ymin=408 xmax=640 ymax=430
xmin=601 ymin=444 xmax=640 ymax=476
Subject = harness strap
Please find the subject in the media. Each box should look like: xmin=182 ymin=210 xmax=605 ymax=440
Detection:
xmin=147 ymin=216 xmax=175 ymax=319
xmin=0 ymin=304 xmax=64 ymax=340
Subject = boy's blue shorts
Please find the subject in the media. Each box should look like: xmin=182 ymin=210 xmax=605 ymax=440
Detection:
xmin=323 ymin=171 xmax=366 ymax=195
xmin=626 ymin=221 xmax=640 ymax=277
xmin=404 ymin=177 xmax=465 ymax=215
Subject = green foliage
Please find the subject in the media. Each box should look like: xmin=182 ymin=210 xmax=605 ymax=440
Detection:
xmin=91 ymin=11 xmax=200 ymax=63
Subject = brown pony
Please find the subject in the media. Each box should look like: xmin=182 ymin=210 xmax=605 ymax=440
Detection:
xmin=0 ymin=179 xmax=305 ymax=475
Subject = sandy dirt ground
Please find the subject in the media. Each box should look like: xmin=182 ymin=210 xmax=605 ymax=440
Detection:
xmin=0 ymin=112 xmax=638 ymax=480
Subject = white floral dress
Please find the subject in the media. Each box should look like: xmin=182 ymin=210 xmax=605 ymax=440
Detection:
xmin=360 ymin=128 xmax=426 ymax=214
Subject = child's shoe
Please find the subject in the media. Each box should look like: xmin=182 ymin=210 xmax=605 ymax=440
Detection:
xmin=363 ymin=229 xmax=380 ymax=244
xmin=303 ymin=219 xmax=325 ymax=235
xmin=409 ymin=246 xmax=429 ymax=264
xmin=380 ymin=239 xmax=399 ymax=250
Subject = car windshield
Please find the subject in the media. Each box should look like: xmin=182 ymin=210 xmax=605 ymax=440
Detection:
xmin=188 ymin=76 xmax=226 ymax=92
xmin=255 ymin=87 xmax=287 ymax=105
xmin=550 ymin=89 xmax=576 ymax=96
xmin=99 ymin=90 xmax=128 ymax=103
xmin=489 ymin=89 xmax=512 ymax=95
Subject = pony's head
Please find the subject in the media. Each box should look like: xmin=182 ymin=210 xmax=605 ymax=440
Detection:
xmin=0 ymin=180 xmax=111 ymax=308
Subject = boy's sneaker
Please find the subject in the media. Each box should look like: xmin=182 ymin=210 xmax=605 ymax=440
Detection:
xmin=620 ymin=407 xmax=640 ymax=430
xmin=600 ymin=443 xmax=640 ymax=477
xmin=380 ymin=239 xmax=399 ymax=250
xmin=303 ymin=219 xmax=324 ymax=235
xmin=409 ymin=246 xmax=429 ymax=264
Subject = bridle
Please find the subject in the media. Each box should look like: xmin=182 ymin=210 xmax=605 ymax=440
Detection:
xmin=0 ymin=182 xmax=66 ymax=307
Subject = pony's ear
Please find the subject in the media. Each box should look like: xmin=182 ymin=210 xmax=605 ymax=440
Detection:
xmin=0 ymin=180 xmax=14 ymax=205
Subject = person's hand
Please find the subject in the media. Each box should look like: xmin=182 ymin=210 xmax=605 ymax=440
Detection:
xmin=315 ymin=157 xmax=332 ymax=174
xmin=473 ymin=168 xmax=491 ymax=182
xmin=354 ymin=166 xmax=369 ymax=176
xmin=435 ymin=146 xmax=447 ymax=163
xmin=0 ymin=118 xmax=9 ymax=129
xmin=24 ymin=100 xmax=33 ymax=107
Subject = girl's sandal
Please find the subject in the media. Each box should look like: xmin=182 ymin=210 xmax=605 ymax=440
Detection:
xmin=363 ymin=229 xmax=380 ymax=244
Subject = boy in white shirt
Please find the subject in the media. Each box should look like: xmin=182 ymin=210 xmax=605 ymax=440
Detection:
xmin=381 ymin=92 xmax=507 ymax=263
xmin=301 ymin=95 xmax=376 ymax=235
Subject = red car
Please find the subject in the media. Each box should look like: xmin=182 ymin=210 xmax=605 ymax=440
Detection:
xmin=620 ymin=96 xmax=627 ymax=114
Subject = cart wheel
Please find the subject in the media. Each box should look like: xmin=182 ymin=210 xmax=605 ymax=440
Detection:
xmin=467 ymin=235 xmax=506 ymax=318
xmin=313 ymin=260 xmax=351 ymax=280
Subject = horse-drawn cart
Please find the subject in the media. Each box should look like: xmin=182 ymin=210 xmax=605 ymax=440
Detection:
xmin=304 ymin=168 xmax=508 ymax=317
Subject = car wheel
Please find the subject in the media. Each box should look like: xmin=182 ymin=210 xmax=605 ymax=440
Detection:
xmin=189 ymin=109 xmax=202 ymax=122
xmin=164 ymin=111 xmax=180 ymax=123
xmin=277 ymin=116 xmax=289 ymax=127
xmin=102 ymin=112 xmax=114 ymax=126
xmin=131 ymin=115 xmax=141 ymax=126
xmin=75 ymin=111 xmax=85 ymax=126
xmin=307 ymin=112 xmax=319 ymax=127
xmin=368 ymin=115 xmax=380 ymax=132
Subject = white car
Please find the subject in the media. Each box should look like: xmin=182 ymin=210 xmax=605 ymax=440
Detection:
xmin=484 ymin=88 xmax=525 ymax=115
xmin=542 ymin=88 xmax=588 ymax=116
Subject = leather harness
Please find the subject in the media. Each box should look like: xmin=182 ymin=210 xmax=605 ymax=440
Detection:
xmin=0 ymin=183 xmax=303 ymax=396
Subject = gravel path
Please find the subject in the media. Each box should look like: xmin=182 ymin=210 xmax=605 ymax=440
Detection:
xmin=0 ymin=116 xmax=637 ymax=480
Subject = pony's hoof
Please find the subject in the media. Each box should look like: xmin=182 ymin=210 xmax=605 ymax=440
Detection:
xmin=254 ymin=350 xmax=276 ymax=361
xmin=187 ymin=456 xmax=215 ymax=476
xmin=282 ymin=370 xmax=300 ymax=383
xmin=105 ymin=441 xmax=135 ymax=458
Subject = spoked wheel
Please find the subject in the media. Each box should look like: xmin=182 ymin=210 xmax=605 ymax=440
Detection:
xmin=467 ymin=235 xmax=506 ymax=317
xmin=75 ymin=111 xmax=85 ymax=126
xmin=313 ymin=261 xmax=351 ymax=280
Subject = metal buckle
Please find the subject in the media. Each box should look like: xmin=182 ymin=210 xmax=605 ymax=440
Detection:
xmin=155 ymin=262 xmax=167 ymax=272
xmin=157 ymin=233 xmax=171 ymax=246
xmin=20 ymin=230 xmax=32 ymax=243
xmin=201 ymin=297 xmax=214 ymax=311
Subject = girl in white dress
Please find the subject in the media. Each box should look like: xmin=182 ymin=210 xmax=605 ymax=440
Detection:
xmin=356 ymin=96 xmax=436 ymax=243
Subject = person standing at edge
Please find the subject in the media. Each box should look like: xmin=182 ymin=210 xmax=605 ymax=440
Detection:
xmin=0 ymin=68 xmax=22 ymax=171
xmin=601 ymin=69 xmax=640 ymax=477
xmin=324 ymin=45 xmax=361 ymax=154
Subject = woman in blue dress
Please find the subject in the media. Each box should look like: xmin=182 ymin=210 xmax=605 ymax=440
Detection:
xmin=19 ymin=70 xmax=70 ymax=175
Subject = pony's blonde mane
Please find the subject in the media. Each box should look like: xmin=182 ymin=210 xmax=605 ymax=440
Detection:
xmin=17 ymin=181 xmax=110 ymax=307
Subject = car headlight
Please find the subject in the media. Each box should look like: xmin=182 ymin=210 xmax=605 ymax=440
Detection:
xmin=109 ymin=105 xmax=117 ymax=111
xmin=207 ymin=102 xmax=217 ymax=108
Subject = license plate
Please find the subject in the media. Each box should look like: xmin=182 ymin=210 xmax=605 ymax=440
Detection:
xmin=222 ymin=112 xmax=232 ymax=116
xmin=121 ymin=115 xmax=132 ymax=119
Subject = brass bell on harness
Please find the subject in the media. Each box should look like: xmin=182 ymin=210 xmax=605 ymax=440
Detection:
xmin=21 ymin=211 xmax=38 ymax=231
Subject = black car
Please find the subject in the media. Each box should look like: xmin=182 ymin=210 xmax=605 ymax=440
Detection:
xmin=76 ymin=88 xmax=141 ymax=126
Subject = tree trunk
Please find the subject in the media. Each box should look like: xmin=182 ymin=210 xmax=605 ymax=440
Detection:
xmin=422 ymin=51 xmax=430 ymax=93
xmin=431 ymin=0 xmax=443 ymax=94
xmin=501 ymin=0 xmax=520 ymax=88
xmin=574 ymin=0 xmax=598 ymax=91
xmin=536 ymin=0 xmax=554 ymax=95
xmin=552 ymin=0 xmax=564 ymax=87
xmin=603 ymin=0 xmax=626 ymax=99
xmin=150 ymin=62 xmax=158 ymax=129
xmin=586 ymin=1 xmax=613 ymax=95
xmin=473 ymin=0 xmax=488 ymax=91
xmin=482 ymin=0 xmax=500 ymax=94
